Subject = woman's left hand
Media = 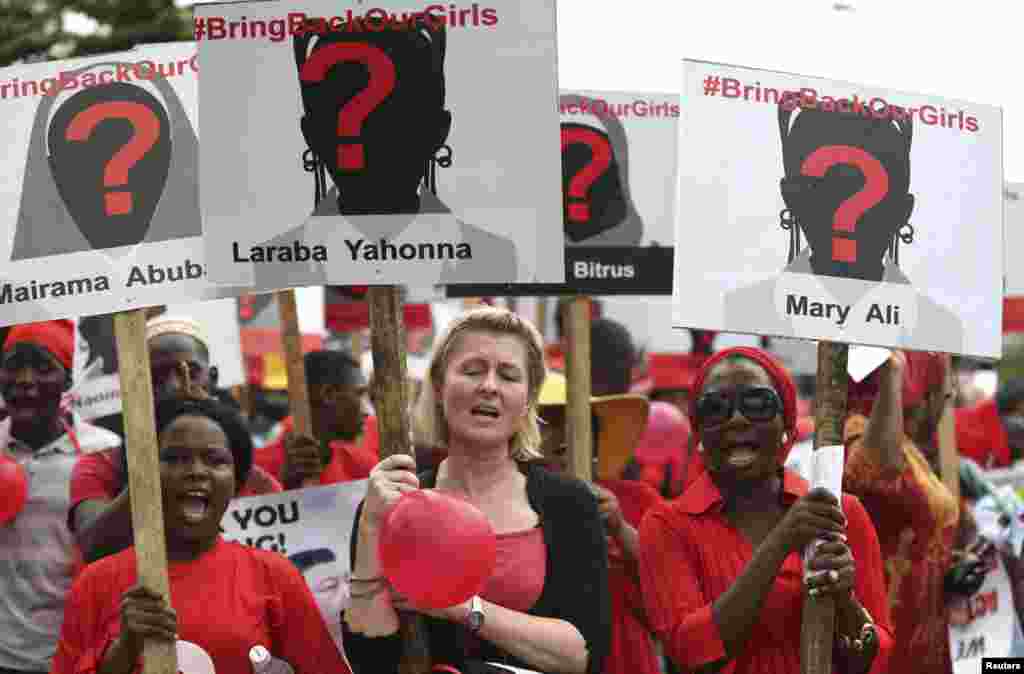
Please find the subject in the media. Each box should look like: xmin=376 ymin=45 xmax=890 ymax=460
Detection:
xmin=805 ymin=539 xmax=856 ymax=599
xmin=388 ymin=587 xmax=469 ymax=622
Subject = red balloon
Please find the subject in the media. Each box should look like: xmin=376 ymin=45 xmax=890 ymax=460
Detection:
xmin=378 ymin=489 xmax=497 ymax=610
xmin=0 ymin=454 xmax=27 ymax=526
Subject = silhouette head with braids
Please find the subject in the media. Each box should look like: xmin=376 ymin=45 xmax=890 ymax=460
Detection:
xmin=722 ymin=100 xmax=963 ymax=352
xmin=248 ymin=14 xmax=518 ymax=288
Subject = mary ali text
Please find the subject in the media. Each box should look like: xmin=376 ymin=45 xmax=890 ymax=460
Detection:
xmin=0 ymin=260 xmax=205 ymax=304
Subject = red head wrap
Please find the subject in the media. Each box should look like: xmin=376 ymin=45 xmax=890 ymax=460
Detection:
xmin=3 ymin=320 xmax=75 ymax=370
xmin=690 ymin=346 xmax=799 ymax=461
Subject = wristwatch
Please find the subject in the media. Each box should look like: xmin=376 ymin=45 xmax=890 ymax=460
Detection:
xmin=466 ymin=595 xmax=485 ymax=634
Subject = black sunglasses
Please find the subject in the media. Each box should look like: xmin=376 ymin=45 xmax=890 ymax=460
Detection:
xmin=695 ymin=385 xmax=783 ymax=427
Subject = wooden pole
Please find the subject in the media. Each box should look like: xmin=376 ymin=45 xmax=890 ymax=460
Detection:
xmin=276 ymin=290 xmax=311 ymax=436
xmin=368 ymin=286 xmax=430 ymax=674
xmin=351 ymin=331 xmax=364 ymax=362
xmin=938 ymin=354 xmax=960 ymax=502
xmin=564 ymin=297 xmax=593 ymax=482
xmin=276 ymin=290 xmax=319 ymax=488
xmin=535 ymin=298 xmax=549 ymax=341
xmin=801 ymin=341 xmax=847 ymax=674
xmin=113 ymin=309 xmax=177 ymax=674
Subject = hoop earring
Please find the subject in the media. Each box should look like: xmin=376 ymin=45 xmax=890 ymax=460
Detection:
xmin=426 ymin=144 xmax=453 ymax=196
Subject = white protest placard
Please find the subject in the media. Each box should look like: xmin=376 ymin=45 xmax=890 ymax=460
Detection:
xmin=195 ymin=0 xmax=564 ymax=290
xmin=221 ymin=481 xmax=368 ymax=657
xmin=673 ymin=60 xmax=1004 ymax=358
xmin=447 ymin=89 xmax=679 ymax=297
xmin=948 ymin=550 xmax=1019 ymax=671
xmin=72 ymin=298 xmax=246 ymax=421
xmin=1006 ymin=183 xmax=1023 ymax=297
xmin=0 ymin=42 xmax=243 ymax=328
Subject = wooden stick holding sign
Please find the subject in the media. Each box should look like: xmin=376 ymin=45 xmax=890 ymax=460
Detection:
xmin=367 ymin=286 xmax=431 ymax=674
xmin=801 ymin=341 xmax=848 ymax=674
xmin=113 ymin=309 xmax=177 ymax=674
xmin=275 ymin=290 xmax=318 ymax=488
xmin=563 ymin=296 xmax=594 ymax=483
xmin=937 ymin=354 xmax=960 ymax=502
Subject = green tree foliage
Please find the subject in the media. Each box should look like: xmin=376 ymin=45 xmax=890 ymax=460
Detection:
xmin=0 ymin=0 xmax=190 ymax=67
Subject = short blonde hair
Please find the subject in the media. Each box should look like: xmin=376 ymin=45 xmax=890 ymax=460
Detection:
xmin=414 ymin=306 xmax=547 ymax=461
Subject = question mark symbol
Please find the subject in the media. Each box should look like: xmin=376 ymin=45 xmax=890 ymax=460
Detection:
xmin=301 ymin=43 xmax=397 ymax=171
xmin=800 ymin=145 xmax=889 ymax=264
xmin=560 ymin=126 xmax=613 ymax=224
xmin=65 ymin=101 xmax=161 ymax=217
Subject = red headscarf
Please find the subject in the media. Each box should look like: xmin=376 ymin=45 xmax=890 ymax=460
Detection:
xmin=3 ymin=320 xmax=74 ymax=370
xmin=847 ymin=350 xmax=947 ymax=416
xmin=690 ymin=346 xmax=799 ymax=461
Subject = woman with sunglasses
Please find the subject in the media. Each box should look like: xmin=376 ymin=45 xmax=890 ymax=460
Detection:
xmin=637 ymin=347 xmax=893 ymax=674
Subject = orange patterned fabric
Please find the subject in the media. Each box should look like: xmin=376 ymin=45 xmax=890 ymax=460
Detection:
xmin=843 ymin=414 xmax=959 ymax=673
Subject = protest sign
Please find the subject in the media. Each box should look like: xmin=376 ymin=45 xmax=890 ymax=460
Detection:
xmin=448 ymin=89 xmax=679 ymax=297
xmin=1003 ymin=184 xmax=1024 ymax=333
xmin=195 ymin=0 xmax=564 ymax=290
xmin=1006 ymin=184 xmax=1023 ymax=297
xmin=71 ymin=298 xmax=245 ymax=421
xmin=948 ymin=549 xmax=1020 ymax=672
xmin=673 ymin=60 xmax=1004 ymax=358
xmin=0 ymin=42 xmax=241 ymax=328
xmin=221 ymin=481 xmax=368 ymax=656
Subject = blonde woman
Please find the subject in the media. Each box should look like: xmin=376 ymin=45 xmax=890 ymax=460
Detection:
xmin=343 ymin=307 xmax=610 ymax=674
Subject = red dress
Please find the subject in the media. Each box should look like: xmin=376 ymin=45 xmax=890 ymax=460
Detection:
xmin=843 ymin=414 xmax=959 ymax=673
xmin=638 ymin=468 xmax=893 ymax=674
xmin=51 ymin=538 xmax=351 ymax=674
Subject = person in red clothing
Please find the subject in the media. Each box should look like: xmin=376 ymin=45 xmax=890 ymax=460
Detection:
xmin=0 ymin=320 xmax=121 ymax=674
xmin=254 ymin=350 xmax=377 ymax=489
xmin=69 ymin=315 xmax=282 ymax=564
xmin=955 ymin=378 xmax=1024 ymax=469
xmin=51 ymin=393 xmax=352 ymax=674
xmin=534 ymin=371 xmax=662 ymax=674
xmin=844 ymin=351 xmax=970 ymax=673
xmin=639 ymin=346 xmax=893 ymax=674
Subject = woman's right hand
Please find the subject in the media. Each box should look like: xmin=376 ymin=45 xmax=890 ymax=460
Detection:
xmin=362 ymin=454 xmax=420 ymax=529
xmin=117 ymin=585 xmax=177 ymax=656
xmin=771 ymin=487 xmax=847 ymax=555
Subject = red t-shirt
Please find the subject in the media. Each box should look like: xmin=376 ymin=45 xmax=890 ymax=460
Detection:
xmin=600 ymin=479 xmax=662 ymax=674
xmin=51 ymin=538 xmax=352 ymax=674
xmin=254 ymin=416 xmax=379 ymax=487
xmin=69 ymin=448 xmax=282 ymax=525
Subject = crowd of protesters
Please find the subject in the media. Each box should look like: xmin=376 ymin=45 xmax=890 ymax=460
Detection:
xmin=0 ymin=303 xmax=1019 ymax=674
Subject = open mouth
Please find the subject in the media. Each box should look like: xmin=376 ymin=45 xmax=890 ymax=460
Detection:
xmin=179 ymin=490 xmax=210 ymax=524
xmin=471 ymin=404 xmax=500 ymax=420
xmin=725 ymin=446 xmax=759 ymax=469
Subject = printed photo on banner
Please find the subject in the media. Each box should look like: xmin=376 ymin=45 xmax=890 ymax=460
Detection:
xmin=195 ymin=0 xmax=564 ymax=290
xmin=947 ymin=546 xmax=1021 ymax=672
xmin=447 ymin=88 xmax=679 ymax=298
xmin=220 ymin=481 xmax=368 ymax=657
xmin=672 ymin=60 xmax=1004 ymax=358
xmin=71 ymin=299 xmax=245 ymax=421
xmin=0 ymin=41 xmax=241 ymax=328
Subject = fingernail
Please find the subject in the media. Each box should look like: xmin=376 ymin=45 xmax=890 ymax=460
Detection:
xmin=828 ymin=570 xmax=839 ymax=582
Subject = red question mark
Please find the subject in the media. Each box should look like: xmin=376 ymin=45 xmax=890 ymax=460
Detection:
xmin=65 ymin=101 xmax=161 ymax=217
xmin=800 ymin=145 xmax=889 ymax=264
xmin=561 ymin=126 xmax=613 ymax=223
xmin=300 ymin=43 xmax=397 ymax=171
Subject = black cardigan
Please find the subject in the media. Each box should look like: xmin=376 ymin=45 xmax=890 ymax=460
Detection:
xmin=342 ymin=461 xmax=611 ymax=674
